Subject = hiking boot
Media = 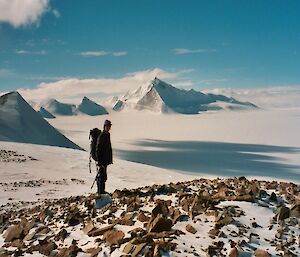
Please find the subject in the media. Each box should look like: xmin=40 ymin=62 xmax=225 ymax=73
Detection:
xmin=95 ymin=193 xmax=102 ymax=200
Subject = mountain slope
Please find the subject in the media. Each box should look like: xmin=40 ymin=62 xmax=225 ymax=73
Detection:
xmin=43 ymin=99 xmax=76 ymax=116
xmin=109 ymin=78 xmax=257 ymax=114
xmin=38 ymin=106 xmax=56 ymax=119
xmin=76 ymin=96 xmax=108 ymax=116
xmin=0 ymin=92 xmax=82 ymax=150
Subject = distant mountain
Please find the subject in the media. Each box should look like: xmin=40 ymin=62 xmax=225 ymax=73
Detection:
xmin=76 ymin=96 xmax=108 ymax=116
xmin=105 ymin=78 xmax=257 ymax=114
xmin=0 ymin=92 xmax=82 ymax=150
xmin=38 ymin=107 xmax=56 ymax=119
xmin=43 ymin=99 xmax=76 ymax=116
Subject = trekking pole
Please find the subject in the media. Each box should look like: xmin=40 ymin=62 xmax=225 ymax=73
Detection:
xmin=91 ymin=165 xmax=101 ymax=189
xmin=89 ymin=154 xmax=92 ymax=174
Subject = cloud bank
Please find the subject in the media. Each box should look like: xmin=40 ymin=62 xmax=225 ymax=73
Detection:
xmin=16 ymin=68 xmax=182 ymax=102
xmin=0 ymin=0 xmax=50 ymax=27
xmin=204 ymin=86 xmax=300 ymax=109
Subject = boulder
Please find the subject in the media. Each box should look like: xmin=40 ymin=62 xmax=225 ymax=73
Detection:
xmin=137 ymin=211 xmax=150 ymax=222
xmin=147 ymin=214 xmax=173 ymax=233
xmin=229 ymin=247 xmax=239 ymax=257
xmin=38 ymin=239 xmax=58 ymax=256
xmin=277 ymin=206 xmax=290 ymax=221
xmin=151 ymin=201 xmax=169 ymax=218
xmin=186 ymin=224 xmax=197 ymax=234
xmin=83 ymin=219 xmax=95 ymax=234
xmin=54 ymin=228 xmax=68 ymax=241
xmin=85 ymin=247 xmax=102 ymax=257
xmin=103 ymin=229 xmax=125 ymax=246
xmin=269 ymin=192 xmax=277 ymax=202
xmin=4 ymin=225 xmax=24 ymax=242
xmin=132 ymin=243 xmax=147 ymax=257
xmin=87 ymin=224 xmax=115 ymax=237
xmin=290 ymin=204 xmax=300 ymax=219
xmin=254 ymin=249 xmax=270 ymax=257
xmin=123 ymin=242 xmax=135 ymax=254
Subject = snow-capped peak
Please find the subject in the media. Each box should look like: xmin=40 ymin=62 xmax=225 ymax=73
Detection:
xmin=76 ymin=96 xmax=108 ymax=116
xmin=106 ymin=78 xmax=258 ymax=114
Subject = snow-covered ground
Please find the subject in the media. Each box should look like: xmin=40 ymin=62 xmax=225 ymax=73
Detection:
xmin=1 ymin=107 xmax=299 ymax=207
xmin=0 ymin=106 xmax=300 ymax=257
xmin=50 ymin=107 xmax=300 ymax=181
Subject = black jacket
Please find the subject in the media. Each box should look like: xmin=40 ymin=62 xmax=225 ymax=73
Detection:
xmin=96 ymin=131 xmax=113 ymax=166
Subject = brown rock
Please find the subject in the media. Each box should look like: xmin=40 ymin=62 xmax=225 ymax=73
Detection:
xmin=152 ymin=201 xmax=169 ymax=218
xmin=85 ymin=247 xmax=102 ymax=257
xmin=229 ymin=247 xmax=239 ymax=257
xmin=103 ymin=229 xmax=125 ymax=246
xmin=38 ymin=239 xmax=58 ymax=256
xmin=137 ymin=211 xmax=150 ymax=222
xmin=123 ymin=242 xmax=135 ymax=254
xmin=54 ymin=228 xmax=68 ymax=241
xmin=119 ymin=213 xmax=135 ymax=226
xmin=172 ymin=208 xmax=189 ymax=224
xmin=11 ymin=239 xmax=25 ymax=249
xmin=87 ymin=224 xmax=115 ymax=237
xmin=254 ymin=249 xmax=270 ymax=257
xmin=35 ymin=225 xmax=50 ymax=234
xmin=127 ymin=202 xmax=140 ymax=212
xmin=186 ymin=224 xmax=197 ymax=234
xmin=216 ymin=212 xmax=234 ymax=226
xmin=191 ymin=195 xmax=205 ymax=214
xmin=56 ymin=243 xmax=82 ymax=257
xmin=153 ymin=244 xmax=161 ymax=257
xmin=83 ymin=219 xmax=95 ymax=234
xmin=147 ymin=214 xmax=173 ymax=233
xmin=132 ymin=243 xmax=146 ymax=256
xmin=208 ymin=227 xmax=220 ymax=237
xmin=4 ymin=225 xmax=24 ymax=242
xmin=112 ymin=189 xmax=123 ymax=198
xmin=277 ymin=206 xmax=290 ymax=221
xmin=129 ymin=227 xmax=147 ymax=238
xmin=290 ymin=204 xmax=300 ymax=218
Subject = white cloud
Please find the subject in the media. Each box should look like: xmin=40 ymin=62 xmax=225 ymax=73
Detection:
xmin=0 ymin=68 xmax=13 ymax=77
xmin=112 ymin=51 xmax=127 ymax=57
xmin=0 ymin=0 xmax=50 ymax=27
xmin=80 ymin=51 xmax=128 ymax=57
xmin=173 ymin=48 xmax=217 ymax=55
xmin=80 ymin=51 xmax=109 ymax=57
xmin=199 ymin=78 xmax=228 ymax=85
xmin=173 ymin=81 xmax=194 ymax=88
xmin=52 ymin=9 xmax=60 ymax=18
xmin=15 ymin=49 xmax=47 ymax=55
xmin=204 ymin=86 xmax=300 ymax=108
xmin=15 ymin=68 xmax=184 ymax=102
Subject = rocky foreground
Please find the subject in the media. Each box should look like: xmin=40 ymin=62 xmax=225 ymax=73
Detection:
xmin=0 ymin=177 xmax=299 ymax=257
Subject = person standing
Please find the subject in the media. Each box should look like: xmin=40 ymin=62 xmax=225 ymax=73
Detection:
xmin=96 ymin=119 xmax=113 ymax=197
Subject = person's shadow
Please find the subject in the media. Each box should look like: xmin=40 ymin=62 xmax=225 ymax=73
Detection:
xmin=116 ymin=140 xmax=300 ymax=181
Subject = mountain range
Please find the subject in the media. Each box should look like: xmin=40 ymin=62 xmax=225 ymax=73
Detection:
xmin=104 ymin=78 xmax=257 ymax=114
xmin=0 ymin=92 xmax=82 ymax=150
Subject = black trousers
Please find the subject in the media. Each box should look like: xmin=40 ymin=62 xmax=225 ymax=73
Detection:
xmin=96 ymin=165 xmax=107 ymax=194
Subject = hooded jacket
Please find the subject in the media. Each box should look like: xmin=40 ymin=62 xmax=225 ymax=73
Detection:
xmin=96 ymin=131 xmax=113 ymax=166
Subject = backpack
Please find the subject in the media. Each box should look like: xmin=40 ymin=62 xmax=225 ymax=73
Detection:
xmin=89 ymin=128 xmax=101 ymax=161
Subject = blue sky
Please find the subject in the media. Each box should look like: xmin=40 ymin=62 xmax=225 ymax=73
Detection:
xmin=0 ymin=0 xmax=300 ymax=100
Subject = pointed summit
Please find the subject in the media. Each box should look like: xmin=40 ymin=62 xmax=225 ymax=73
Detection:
xmin=38 ymin=107 xmax=56 ymax=119
xmin=76 ymin=96 xmax=108 ymax=116
xmin=43 ymin=99 xmax=76 ymax=116
xmin=104 ymin=78 xmax=257 ymax=114
xmin=0 ymin=91 xmax=82 ymax=150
